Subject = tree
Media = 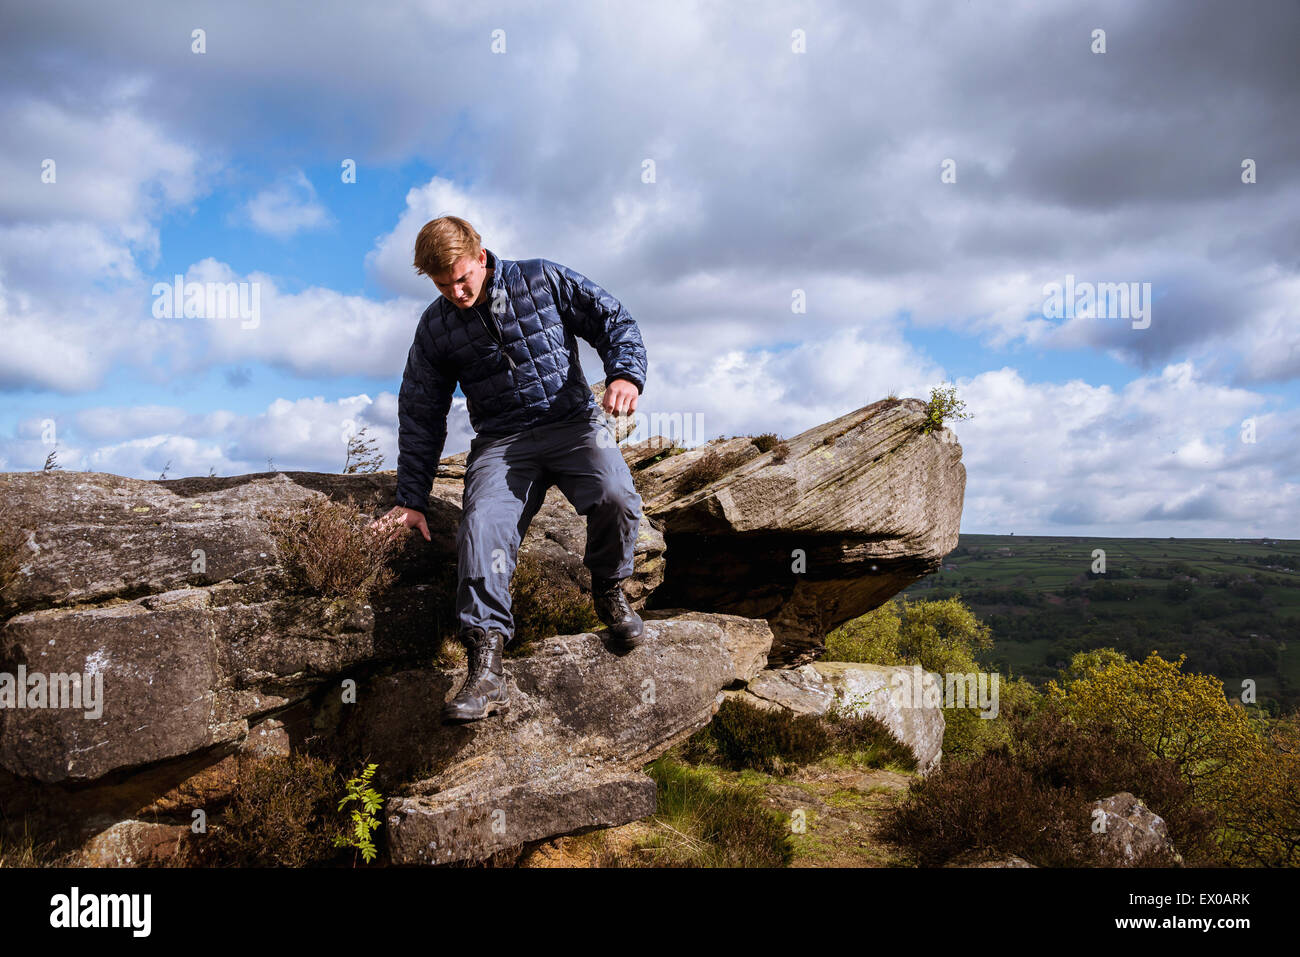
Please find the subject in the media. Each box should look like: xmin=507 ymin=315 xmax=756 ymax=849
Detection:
xmin=1216 ymin=710 xmax=1300 ymax=867
xmin=1046 ymin=650 xmax=1266 ymax=811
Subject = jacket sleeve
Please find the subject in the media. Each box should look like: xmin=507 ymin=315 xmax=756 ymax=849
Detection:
xmin=395 ymin=318 xmax=456 ymax=517
xmin=545 ymin=261 xmax=647 ymax=394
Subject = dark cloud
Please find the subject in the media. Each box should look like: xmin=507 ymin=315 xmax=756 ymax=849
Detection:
xmin=1140 ymin=489 xmax=1229 ymax=522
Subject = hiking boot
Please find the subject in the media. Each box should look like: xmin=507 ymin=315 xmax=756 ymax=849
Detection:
xmin=592 ymin=574 xmax=645 ymax=648
xmin=442 ymin=625 xmax=510 ymax=722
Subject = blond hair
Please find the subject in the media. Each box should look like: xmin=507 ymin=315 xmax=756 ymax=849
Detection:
xmin=413 ymin=215 xmax=482 ymax=277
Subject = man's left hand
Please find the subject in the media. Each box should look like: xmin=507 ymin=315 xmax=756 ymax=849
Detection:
xmin=602 ymin=378 xmax=639 ymax=417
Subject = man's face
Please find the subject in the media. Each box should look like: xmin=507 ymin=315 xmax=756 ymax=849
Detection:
xmin=430 ymin=250 xmax=488 ymax=309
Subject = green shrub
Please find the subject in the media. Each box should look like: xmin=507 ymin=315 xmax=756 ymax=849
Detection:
xmin=825 ymin=596 xmax=1032 ymax=759
xmin=825 ymin=601 xmax=904 ymax=664
xmin=1047 ymin=649 xmax=1290 ymax=866
xmin=751 ymin=433 xmax=781 ymax=453
xmin=333 ymin=763 xmax=384 ymax=865
xmin=682 ymin=693 xmax=918 ymax=774
xmin=1218 ymin=710 xmax=1300 ymax=867
xmin=826 ymin=596 xmax=993 ymax=675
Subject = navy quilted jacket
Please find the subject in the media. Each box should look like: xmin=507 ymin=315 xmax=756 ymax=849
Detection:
xmin=395 ymin=248 xmax=648 ymax=515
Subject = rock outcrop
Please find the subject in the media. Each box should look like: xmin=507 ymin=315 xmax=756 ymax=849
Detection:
xmin=634 ymin=397 xmax=965 ymax=664
xmin=361 ymin=611 xmax=772 ymax=865
xmin=0 ymin=390 xmax=965 ymax=865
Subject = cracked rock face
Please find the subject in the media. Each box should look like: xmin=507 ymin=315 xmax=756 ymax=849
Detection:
xmin=352 ymin=612 xmax=772 ymax=865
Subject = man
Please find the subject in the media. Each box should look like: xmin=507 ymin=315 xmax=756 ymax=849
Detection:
xmin=374 ymin=215 xmax=648 ymax=723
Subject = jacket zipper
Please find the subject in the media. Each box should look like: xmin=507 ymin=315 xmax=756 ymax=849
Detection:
xmin=476 ymin=306 xmax=517 ymax=371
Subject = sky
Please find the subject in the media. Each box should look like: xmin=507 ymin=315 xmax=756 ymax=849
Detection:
xmin=1 ymin=0 xmax=1297 ymax=537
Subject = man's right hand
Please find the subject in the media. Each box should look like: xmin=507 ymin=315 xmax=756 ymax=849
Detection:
xmin=370 ymin=505 xmax=431 ymax=542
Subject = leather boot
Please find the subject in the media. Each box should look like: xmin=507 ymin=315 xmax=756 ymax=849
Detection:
xmin=442 ymin=625 xmax=510 ymax=722
xmin=592 ymin=575 xmax=645 ymax=648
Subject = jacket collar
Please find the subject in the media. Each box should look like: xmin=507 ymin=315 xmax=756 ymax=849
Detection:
xmin=479 ymin=247 xmax=506 ymax=306
xmin=485 ymin=248 xmax=506 ymax=298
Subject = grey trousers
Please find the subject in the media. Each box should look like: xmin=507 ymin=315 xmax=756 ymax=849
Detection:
xmin=455 ymin=405 xmax=642 ymax=638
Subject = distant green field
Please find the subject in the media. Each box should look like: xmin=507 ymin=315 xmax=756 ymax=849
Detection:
xmin=901 ymin=535 xmax=1300 ymax=713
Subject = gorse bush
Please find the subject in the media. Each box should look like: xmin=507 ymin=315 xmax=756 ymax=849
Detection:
xmin=1047 ymin=649 xmax=1298 ymax=866
xmin=260 ymin=494 xmax=402 ymax=602
xmin=1046 ymin=650 xmax=1264 ymax=812
xmin=1218 ymin=710 xmax=1300 ymax=867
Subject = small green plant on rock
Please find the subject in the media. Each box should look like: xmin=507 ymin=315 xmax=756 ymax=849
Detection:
xmin=333 ymin=762 xmax=384 ymax=865
xmin=921 ymin=384 xmax=972 ymax=434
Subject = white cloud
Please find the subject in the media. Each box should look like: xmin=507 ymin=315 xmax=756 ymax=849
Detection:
xmin=0 ymin=95 xmax=210 ymax=391
xmin=242 ymin=169 xmax=331 ymax=239
xmin=0 ymin=97 xmax=204 ymax=246
xmin=364 ymin=176 xmax=527 ymax=298
xmin=2 ymin=392 xmax=475 ymax=480
xmin=177 ymin=258 xmax=424 ymax=378
xmin=954 ymin=362 xmax=1300 ymax=536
